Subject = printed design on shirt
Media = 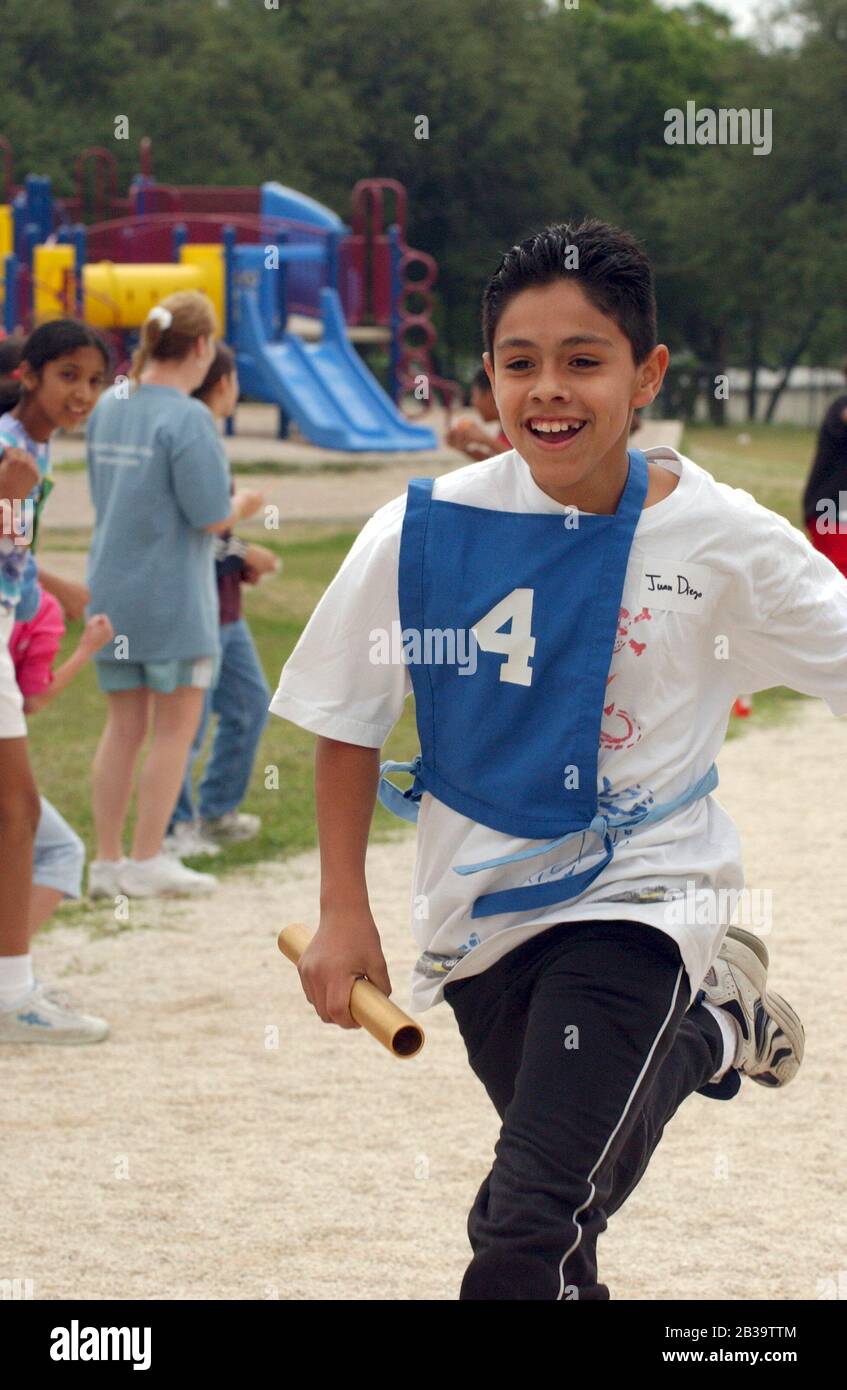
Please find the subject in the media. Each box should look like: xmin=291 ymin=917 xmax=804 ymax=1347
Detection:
xmin=0 ymin=544 xmax=28 ymax=611
xmin=521 ymin=776 xmax=659 ymax=891
xmin=591 ymin=884 xmax=681 ymax=904
xmin=597 ymin=775 xmax=655 ymax=822
xmin=414 ymin=930 xmax=480 ymax=979
xmin=89 ymin=442 xmax=153 ymax=468
xmin=601 ymin=606 xmax=650 ymax=749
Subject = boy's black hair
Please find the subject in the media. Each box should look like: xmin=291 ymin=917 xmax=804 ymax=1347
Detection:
xmin=482 ymin=219 xmax=657 ymax=366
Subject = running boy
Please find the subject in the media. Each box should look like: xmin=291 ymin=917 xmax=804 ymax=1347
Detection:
xmin=270 ymin=221 xmax=847 ymax=1300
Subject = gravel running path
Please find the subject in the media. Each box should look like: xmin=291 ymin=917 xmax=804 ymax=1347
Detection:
xmin=2 ymin=696 xmax=844 ymax=1301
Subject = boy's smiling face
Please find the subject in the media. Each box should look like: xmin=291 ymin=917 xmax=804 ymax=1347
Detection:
xmin=484 ymin=279 xmax=669 ymax=511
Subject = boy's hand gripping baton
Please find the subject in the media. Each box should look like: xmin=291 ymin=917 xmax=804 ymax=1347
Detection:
xmin=277 ymin=924 xmax=425 ymax=1059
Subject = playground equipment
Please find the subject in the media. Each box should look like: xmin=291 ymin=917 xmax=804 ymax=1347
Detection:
xmin=0 ymin=137 xmax=457 ymax=450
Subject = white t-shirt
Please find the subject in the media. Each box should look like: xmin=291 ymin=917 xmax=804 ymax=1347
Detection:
xmin=270 ymin=446 xmax=847 ymax=1012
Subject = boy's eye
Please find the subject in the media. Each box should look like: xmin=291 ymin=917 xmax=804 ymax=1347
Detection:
xmin=505 ymin=358 xmax=534 ymax=371
xmin=571 ymin=358 xmax=600 ymax=368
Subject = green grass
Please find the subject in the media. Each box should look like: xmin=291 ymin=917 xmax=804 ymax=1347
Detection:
xmin=679 ymin=422 xmax=815 ymax=528
xmin=678 ymin=422 xmax=817 ymax=735
xmin=54 ymin=457 xmax=387 ymax=475
xmin=30 ymin=423 xmax=820 ymax=926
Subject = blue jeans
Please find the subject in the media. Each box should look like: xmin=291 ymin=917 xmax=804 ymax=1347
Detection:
xmin=171 ymin=619 xmax=270 ymax=825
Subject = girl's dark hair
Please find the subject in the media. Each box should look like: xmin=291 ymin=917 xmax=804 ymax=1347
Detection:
xmin=482 ymin=219 xmax=657 ymax=366
xmin=0 ymin=334 xmax=25 ymax=413
xmin=192 ymin=341 xmax=236 ymax=401
xmin=0 ymin=320 xmax=111 ymax=411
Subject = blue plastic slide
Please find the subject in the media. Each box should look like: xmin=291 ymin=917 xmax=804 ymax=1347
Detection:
xmin=233 ymin=284 xmax=437 ymax=452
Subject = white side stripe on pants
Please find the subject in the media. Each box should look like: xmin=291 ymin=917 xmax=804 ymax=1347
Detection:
xmin=556 ymin=963 xmax=686 ymax=1300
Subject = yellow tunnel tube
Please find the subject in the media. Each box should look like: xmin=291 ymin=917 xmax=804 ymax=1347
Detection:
xmin=83 ymin=261 xmax=218 ymax=330
xmin=178 ymin=244 xmax=224 ymax=334
xmin=31 ymin=243 xmax=224 ymax=331
xmin=0 ymin=206 xmax=12 ymax=260
xmin=0 ymin=204 xmax=13 ymax=310
xmin=33 ymin=243 xmax=75 ymax=322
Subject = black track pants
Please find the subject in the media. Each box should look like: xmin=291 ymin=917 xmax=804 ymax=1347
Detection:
xmin=443 ymin=919 xmax=724 ymax=1300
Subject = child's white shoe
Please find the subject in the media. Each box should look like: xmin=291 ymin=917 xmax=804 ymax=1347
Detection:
xmin=88 ymin=858 xmax=126 ymax=899
xmin=701 ymin=935 xmax=804 ymax=1087
xmin=0 ymin=980 xmax=109 ymax=1045
xmin=119 ymin=853 xmax=217 ymax=898
xmin=162 ymin=821 xmax=221 ymax=858
xmin=199 ymin=811 xmax=261 ymax=843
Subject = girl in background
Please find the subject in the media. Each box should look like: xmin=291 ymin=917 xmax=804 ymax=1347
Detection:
xmin=85 ymin=291 xmax=257 ymax=898
xmin=0 ymin=586 xmax=113 ymax=1043
xmin=0 ymin=320 xmax=109 ymax=1042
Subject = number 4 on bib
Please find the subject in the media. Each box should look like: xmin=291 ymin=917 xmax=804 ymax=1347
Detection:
xmin=472 ymin=587 xmax=536 ymax=686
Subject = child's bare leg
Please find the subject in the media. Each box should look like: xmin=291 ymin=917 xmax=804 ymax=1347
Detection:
xmin=131 ymin=687 xmax=205 ymax=860
xmin=92 ymin=690 xmax=151 ymax=860
xmin=28 ymin=886 xmax=64 ymax=934
xmin=0 ymin=738 xmax=40 ymax=956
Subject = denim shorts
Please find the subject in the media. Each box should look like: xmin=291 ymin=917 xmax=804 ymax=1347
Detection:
xmin=34 ymin=797 xmax=84 ymax=898
xmin=96 ymin=654 xmax=220 ymax=694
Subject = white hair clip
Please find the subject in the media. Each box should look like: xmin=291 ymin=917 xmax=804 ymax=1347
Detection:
xmin=147 ymin=305 xmax=173 ymax=329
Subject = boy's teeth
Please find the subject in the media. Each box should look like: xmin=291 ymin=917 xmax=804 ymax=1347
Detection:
xmin=531 ymin=420 xmax=582 ymax=434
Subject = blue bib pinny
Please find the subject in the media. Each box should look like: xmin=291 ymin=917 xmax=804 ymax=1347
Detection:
xmin=379 ymin=448 xmax=717 ymax=918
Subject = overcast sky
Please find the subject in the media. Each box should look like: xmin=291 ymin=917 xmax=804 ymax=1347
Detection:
xmin=684 ymin=0 xmax=758 ymax=32
xmin=656 ymin=0 xmax=806 ymax=47
xmin=657 ymin=0 xmax=775 ymax=37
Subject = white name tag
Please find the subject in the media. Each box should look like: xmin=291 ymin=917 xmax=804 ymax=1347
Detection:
xmin=638 ymin=558 xmax=711 ymax=613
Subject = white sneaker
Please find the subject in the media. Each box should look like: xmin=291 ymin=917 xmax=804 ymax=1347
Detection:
xmin=162 ymin=821 xmax=221 ymax=858
xmin=701 ymin=934 xmax=804 ymax=1087
xmin=0 ymin=980 xmax=109 ymax=1045
xmin=119 ymin=853 xmax=218 ymax=897
xmin=199 ymin=811 xmax=261 ymax=843
xmin=88 ymin=858 xmax=127 ymax=899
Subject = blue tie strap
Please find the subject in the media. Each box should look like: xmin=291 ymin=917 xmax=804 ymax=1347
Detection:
xmin=378 ymin=757 xmax=424 ymax=824
xmin=453 ymin=761 xmax=719 ymax=918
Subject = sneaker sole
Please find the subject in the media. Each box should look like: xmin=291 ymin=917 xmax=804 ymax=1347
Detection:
xmin=0 ymin=1029 xmax=109 ymax=1045
xmin=751 ymin=989 xmax=804 ymax=1087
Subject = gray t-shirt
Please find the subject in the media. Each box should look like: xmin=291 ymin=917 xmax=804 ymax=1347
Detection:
xmin=86 ymin=383 xmax=231 ymax=664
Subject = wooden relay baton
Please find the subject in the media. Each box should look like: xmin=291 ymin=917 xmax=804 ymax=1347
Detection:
xmin=277 ymin=923 xmax=425 ymax=1059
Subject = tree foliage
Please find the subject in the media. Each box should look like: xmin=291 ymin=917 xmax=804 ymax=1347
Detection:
xmin=0 ymin=0 xmax=842 ymax=413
